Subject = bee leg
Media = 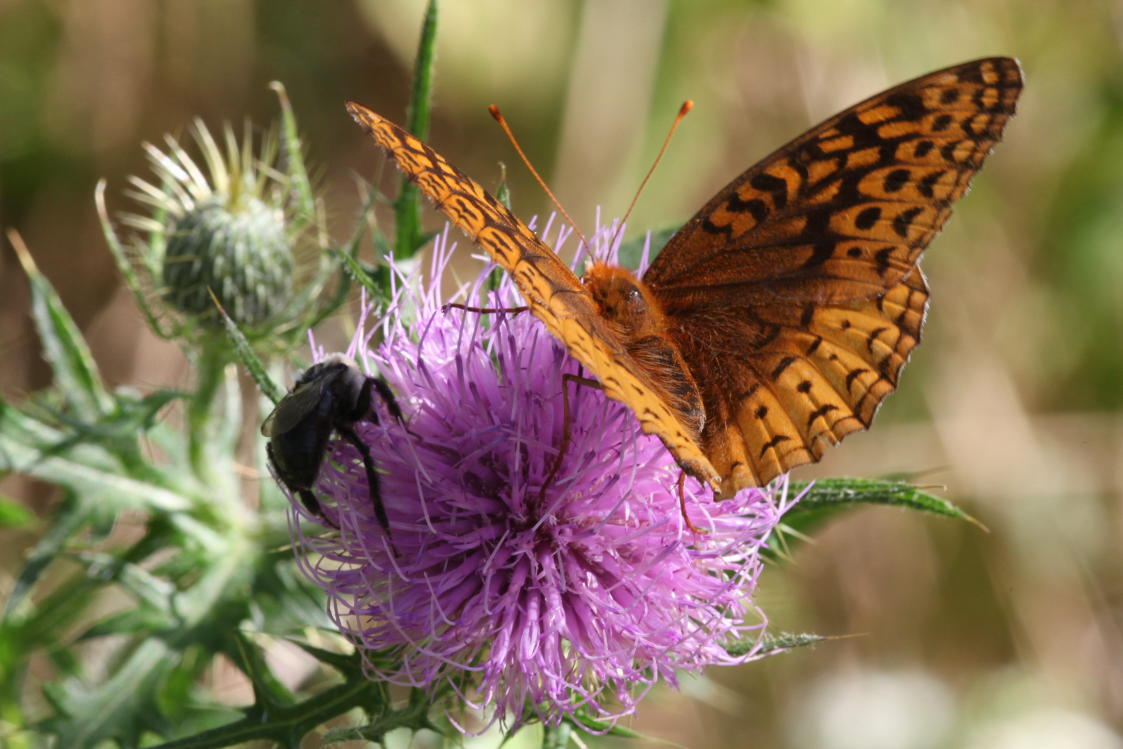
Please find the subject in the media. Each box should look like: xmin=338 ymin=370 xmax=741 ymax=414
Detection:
xmin=349 ymin=376 xmax=377 ymax=423
xmin=297 ymin=489 xmax=339 ymax=529
xmin=368 ymin=376 xmax=404 ymax=422
xmin=363 ymin=375 xmax=424 ymax=440
xmin=297 ymin=488 xmax=321 ymax=515
xmin=338 ymin=423 xmax=398 ymax=557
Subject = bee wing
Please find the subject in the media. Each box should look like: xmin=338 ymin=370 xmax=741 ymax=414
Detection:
xmin=261 ymin=379 xmax=328 ymax=437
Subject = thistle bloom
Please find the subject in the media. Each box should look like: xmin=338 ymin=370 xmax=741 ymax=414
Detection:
xmin=290 ymin=218 xmax=796 ymax=728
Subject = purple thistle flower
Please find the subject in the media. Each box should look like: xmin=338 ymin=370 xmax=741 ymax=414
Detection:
xmin=288 ymin=217 xmax=797 ymax=729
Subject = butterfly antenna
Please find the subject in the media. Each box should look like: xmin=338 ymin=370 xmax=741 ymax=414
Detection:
xmin=609 ymin=100 xmax=694 ymax=253
xmin=488 ymin=105 xmax=589 ymax=252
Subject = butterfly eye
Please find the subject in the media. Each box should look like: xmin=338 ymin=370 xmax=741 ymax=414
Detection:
xmin=588 ymin=275 xmax=645 ymax=321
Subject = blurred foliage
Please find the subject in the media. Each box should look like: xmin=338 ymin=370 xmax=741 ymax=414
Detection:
xmin=2 ymin=0 xmax=1121 ymax=747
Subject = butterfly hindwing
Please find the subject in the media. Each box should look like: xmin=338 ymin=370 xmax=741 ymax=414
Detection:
xmin=678 ymin=268 xmax=929 ymax=492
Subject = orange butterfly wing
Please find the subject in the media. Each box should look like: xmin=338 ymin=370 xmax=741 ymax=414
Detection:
xmin=346 ymin=102 xmax=722 ymax=488
xmin=347 ymin=56 xmax=1022 ymax=498
xmin=644 ymin=57 xmax=1023 ymax=494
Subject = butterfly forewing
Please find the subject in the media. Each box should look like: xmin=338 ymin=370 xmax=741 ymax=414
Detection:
xmin=644 ymin=57 xmax=1022 ymax=306
xmin=345 ymin=103 xmax=579 ymax=295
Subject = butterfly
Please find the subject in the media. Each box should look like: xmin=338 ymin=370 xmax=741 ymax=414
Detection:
xmin=347 ymin=57 xmax=1023 ymax=498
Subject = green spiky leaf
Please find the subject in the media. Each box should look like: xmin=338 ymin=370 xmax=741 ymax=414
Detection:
xmin=10 ymin=233 xmax=112 ymax=420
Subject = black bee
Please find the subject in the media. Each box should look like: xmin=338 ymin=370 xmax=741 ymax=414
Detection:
xmin=262 ymin=353 xmax=403 ymax=537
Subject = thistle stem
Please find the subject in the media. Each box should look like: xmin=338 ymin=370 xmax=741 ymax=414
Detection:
xmin=393 ymin=0 xmax=438 ymax=258
xmin=188 ymin=339 xmax=225 ymax=484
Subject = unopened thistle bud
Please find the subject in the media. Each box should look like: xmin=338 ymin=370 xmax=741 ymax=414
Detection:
xmin=160 ymin=190 xmax=292 ymax=328
xmin=99 ymin=100 xmax=319 ymax=346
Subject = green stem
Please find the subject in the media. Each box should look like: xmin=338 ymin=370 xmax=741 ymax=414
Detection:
xmin=405 ymin=0 xmax=438 ymax=143
xmin=187 ymin=340 xmax=225 ymax=484
xmin=147 ymin=678 xmax=388 ymax=749
xmin=393 ymin=0 xmax=439 ymax=259
xmin=543 ymin=722 xmax=572 ymax=749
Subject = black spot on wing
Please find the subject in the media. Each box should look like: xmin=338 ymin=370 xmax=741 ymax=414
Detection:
xmin=893 ymin=206 xmax=925 ymax=239
xmin=702 ymin=216 xmax=735 ymax=238
xmin=883 ymin=168 xmax=910 ymax=193
xmin=885 ymin=92 xmax=926 ymax=121
xmin=845 ymin=367 xmax=868 ymax=391
xmin=771 ymin=356 xmax=797 ymax=380
xmin=807 ymin=404 xmax=839 ymax=427
xmin=749 ymin=172 xmax=790 ymax=209
xmin=753 ymin=320 xmax=782 ymax=349
xmin=919 ymin=170 xmax=945 ymax=198
xmin=875 ymin=247 xmax=894 ymax=275
xmin=866 ymin=327 xmax=889 ymax=352
xmin=759 ymin=434 xmax=791 ymax=458
xmin=856 ymin=206 xmax=882 ymax=230
xmin=726 ymin=191 xmax=770 ymax=223
xmin=802 ymin=241 xmax=836 ymax=269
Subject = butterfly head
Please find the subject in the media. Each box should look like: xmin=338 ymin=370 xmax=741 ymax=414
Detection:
xmin=582 ymin=262 xmax=658 ymax=332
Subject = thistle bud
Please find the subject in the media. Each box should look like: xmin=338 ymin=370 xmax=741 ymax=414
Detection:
xmin=100 ymin=103 xmax=322 ymax=347
xmin=160 ymin=191 xmax=293 ymax=328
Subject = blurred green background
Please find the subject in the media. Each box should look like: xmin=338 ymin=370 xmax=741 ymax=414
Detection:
xmin=2 ymin=0 xmax=1121 ymax=747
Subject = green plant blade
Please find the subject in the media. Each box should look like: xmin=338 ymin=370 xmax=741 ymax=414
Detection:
xmin=787 ymin=477 xmax=978 ymax=526
xmin=8 ymin=230 xmax=112 ymax=420
xmin=269 ymin=81 xmax=315 ymax=231
xmin=393 ymin=0 xmax=439 ymax=258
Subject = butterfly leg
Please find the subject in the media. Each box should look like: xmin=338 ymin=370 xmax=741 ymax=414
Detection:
xmin=539 ymin=372 xmax=601 ymax=501
xmin=676 ymin=471 xmax=707 ymax=535
xmin=442 ymin=302 xmax=529 ymax=315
